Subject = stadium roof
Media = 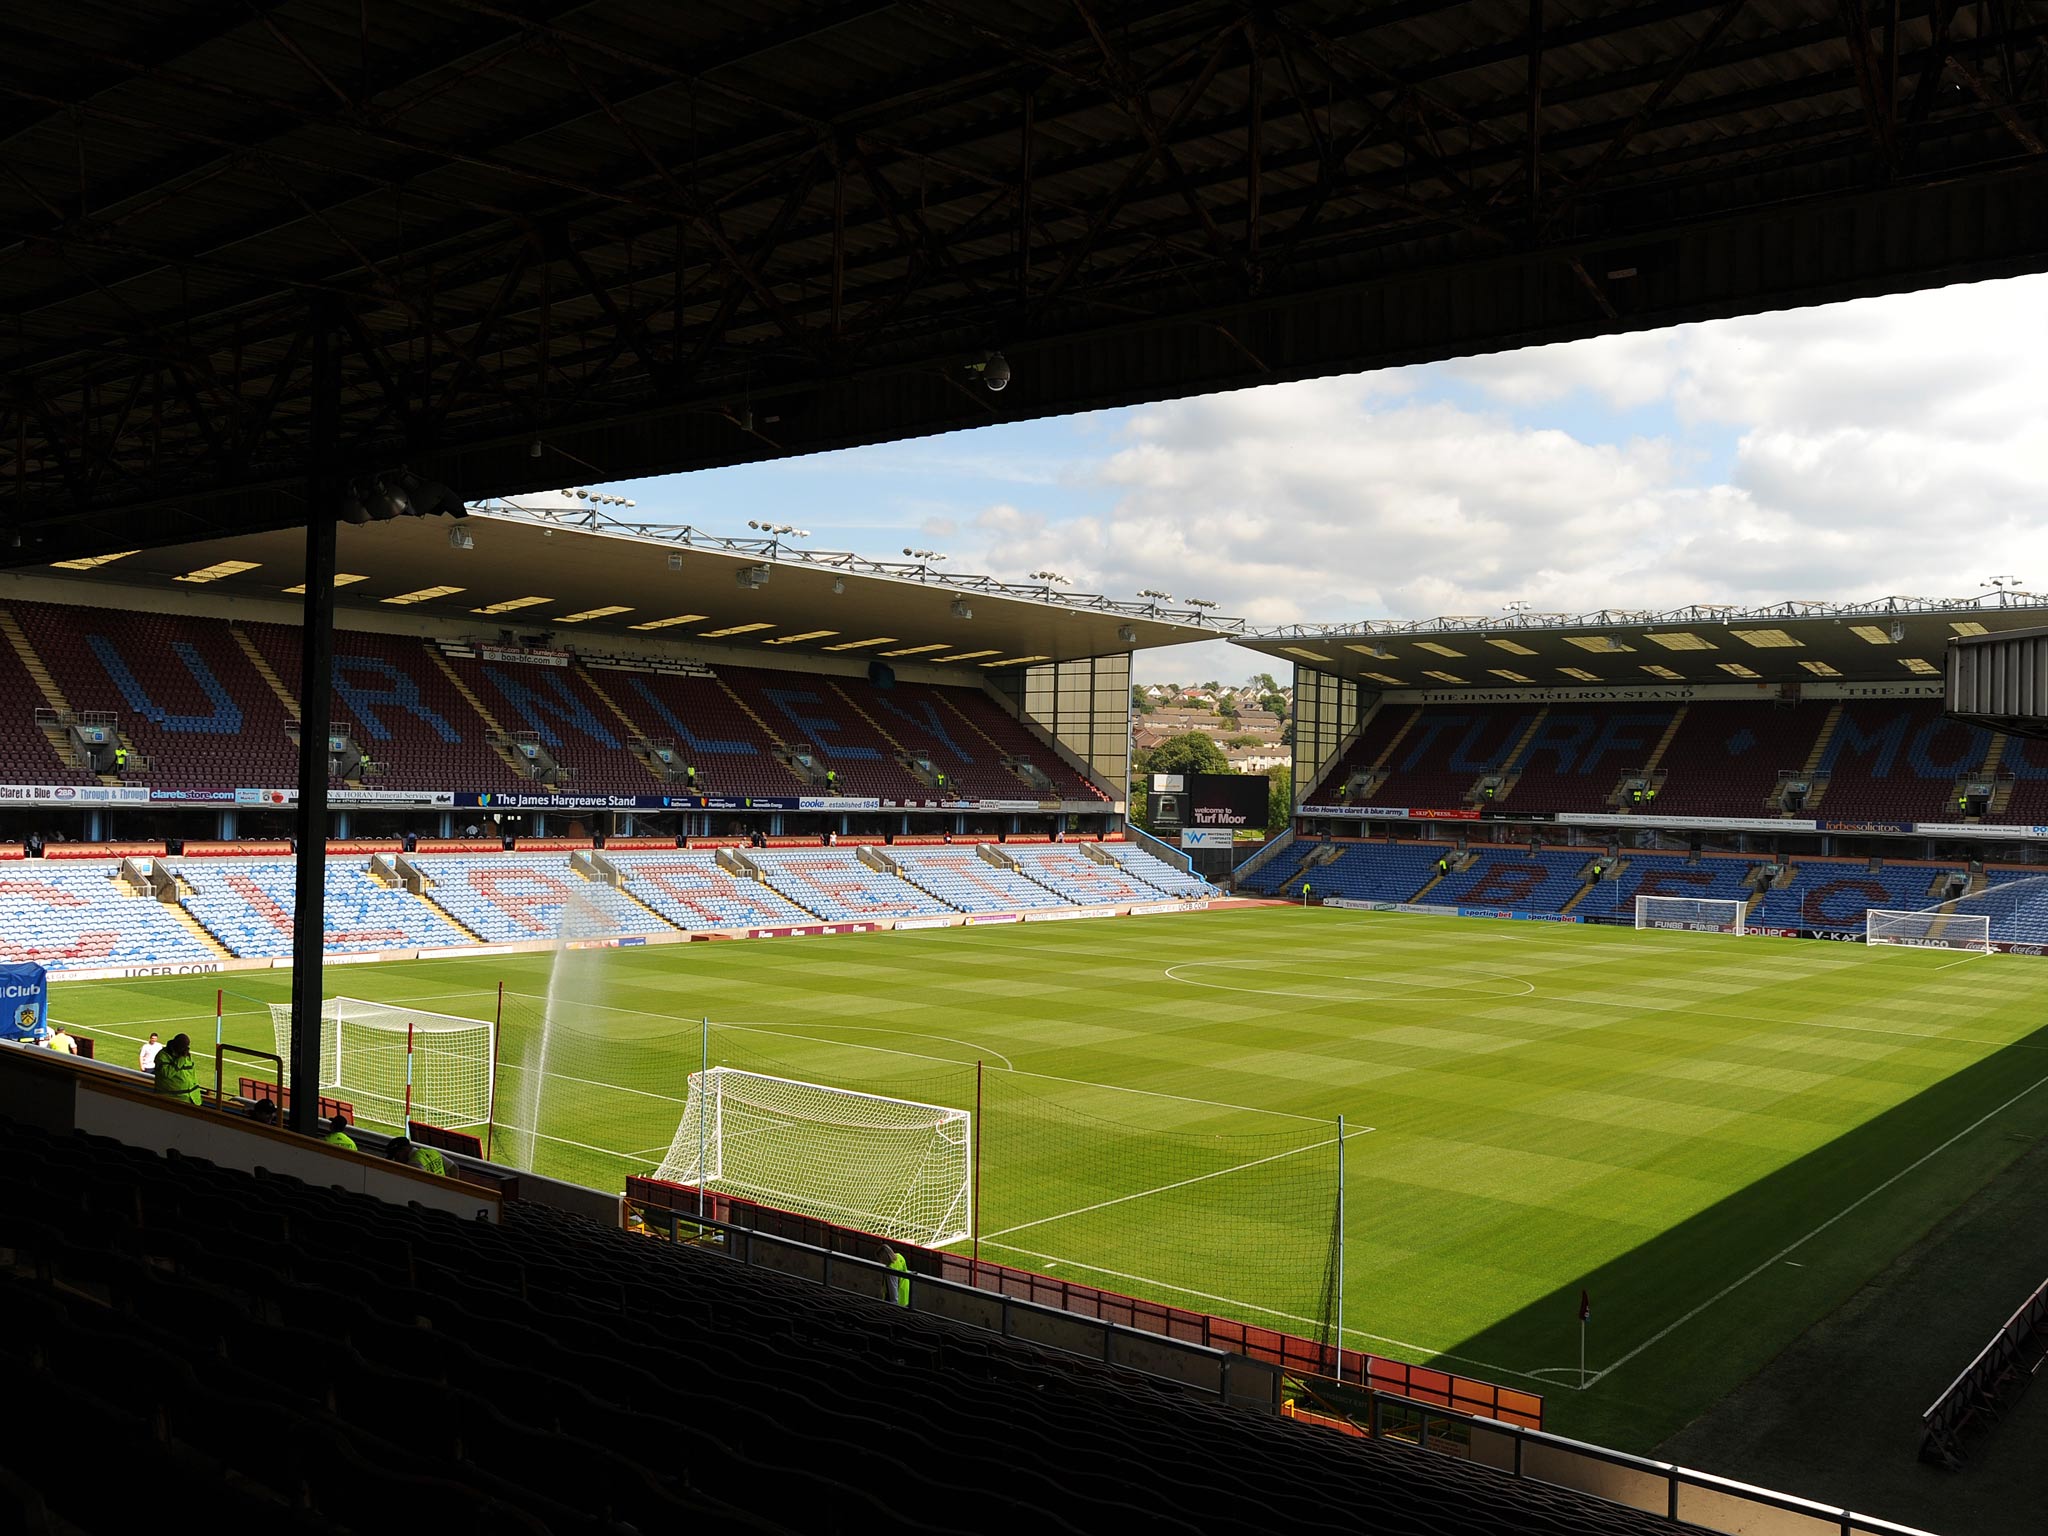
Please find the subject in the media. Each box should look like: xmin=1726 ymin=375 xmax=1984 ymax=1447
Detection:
xmin=32 ymin=508 xmax=1229 ymax=666
xmin=5 ymin=2 xmax=2046 ymax=565
xmin=1236 ymin=593 xmax=2048 ymax=689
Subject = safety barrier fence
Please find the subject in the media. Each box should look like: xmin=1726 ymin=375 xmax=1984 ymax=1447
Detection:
xmin=1919 ymin=1271 xmax=2048 ymax=1467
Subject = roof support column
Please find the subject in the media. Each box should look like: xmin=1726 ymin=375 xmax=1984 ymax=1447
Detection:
xmin=288 ymin=304 xmax=340 ymax=1134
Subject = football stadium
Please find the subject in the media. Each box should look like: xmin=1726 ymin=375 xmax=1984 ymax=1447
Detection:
xmin=6 ymin=6 xmax=2048 ymax=1536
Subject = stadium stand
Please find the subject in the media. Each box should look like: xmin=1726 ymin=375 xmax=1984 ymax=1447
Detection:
xmin=591 ymin=664 xmax=800 ymax=797
xmin=1953 ymin=873 xmax=2048 ymax=945
xmin=747 ymin=849 xmax=956 ymax=921
xmin=178 ymin=859 xmax=465 ymax=957
xmin=1641 ymin=701 xmax=1824 ymax=817
xmin=1009 ymin=846 xmax=1161 ymax=905
xmin=1273 ymin=841 xmax=1444 ymax=903
xmin=878 ymin=681 xmax=1109 ymax=802
xmin=11 ymin=599 xmax=301 ymax=789
xmin=1304 ymin=703 xmax=1420 ymax=805
xmin=409 ymin=855 xmax=669 ymax=942
xmin=1433 ymin=849 xmax=1591 ymax=915
xmin=607 ymin=850 xmax=819 ymax=930
xmin=890 ymin=847 xmax=1068 ymax=913
xmin=1813 ymin=700 xmax=1992 ymax=824
xmin=0 ymin=621 xmax=94 ymax=784
xmin=239 ymin=622 xmax=527 ymax=792
xmin=0 ymin=863 xmax=222 ymax=969
xmin=717 ymin=667 xmax=930 ymax=797
xmin=1493 ymin=705 xmax=1679 ymax=813
xmin=1753 ymin=860 xmax=1946 ymax=934
xmin=0 ymin=1110 xmax=1690 ymax=1536
xmin=1102 ymin=844 xmax=1218 ymax=899
xmin=438 ymin=649 xmax=658 ymax=795
xmin=1571 ymin=852 xmax=1759 ymax=923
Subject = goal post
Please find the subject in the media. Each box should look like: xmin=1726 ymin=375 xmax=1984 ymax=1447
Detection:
xmin=1635 ymin=895 xmax=1747 ymax=935
xmin=653 ymin=1067 xmax=972 ymax=1247
xmin=1866 ymin=908 xmax=1993 ymax=953
xmin=270 ymin=995 xmax=496 ymax=1131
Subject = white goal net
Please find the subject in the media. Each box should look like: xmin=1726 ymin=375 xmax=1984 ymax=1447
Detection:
xmin=1635 ymin=895 xmax=1746 ymax=934
xmin=1865 ymin=908 xmax=1993 ymax=953
xmin=653 ymin=1067 xmax=972 ymax=1247
xmin=270 ymin=995 xmax=496 ymax=1131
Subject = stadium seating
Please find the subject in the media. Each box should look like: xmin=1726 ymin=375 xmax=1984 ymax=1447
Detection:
xmin=1007 ymin=846 xmax=1160 ymax=905
xmin=595 ymin=665 xmax=799 ymax=797
xmin=177 ymin=859 xmax=464 ymax=956
xmin=716 ymin=667 xmax=930 ymax=798
xmin=239 ymin=622 xmax=528 ymax=792
xmin=1101 ymin=844 xmax=1218 ymax=899
xmin=0 ymin=622 xmax=93 ymax=784
xmin=0 ymin=1112 xmax=1690 ymax=1536
xmin=1430 ymin=849 xmax=1590 ymax=915
xmin=409 ymin=856 xmax=671 ymax=942
xmin=1812 ymin=700 xmax=1991 ymax=824
xmin=11 ymin=600 xmax=302 ymax=789
xmin=890 ymin=847 xmax=1068 ymax=913
xmin=746 ymin=849 xmax=955 ymax=921
xmin=1754 ymin=861 xmax=1943 ymax=934
xmin=607 ymin=850 xmax=819 ymax=930
xmin=1302 ymin=703 xmax=1421 ymax=804
xmin=439 ymin=651 xmax=658 ymax=794
xmin=1283 ymin=841 xmax=1445 ymax=903
xmin=1645 ymin=701 xmax=1825 ymax=817
xmin=1955 ymin=872 xmax=2048 ymax=945
xmin=1570 ymin=852 xmax=1758 ymax=923
xmin=0 ymin=863 xmax=221 ymax=969
xmin=1235 ymin=838 xmax=1321 ymax=896
xmin=879 ymin=682 xmax=1109 ymax=802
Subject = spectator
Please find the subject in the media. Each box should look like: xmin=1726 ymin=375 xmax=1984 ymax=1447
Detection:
xmin=152 ymin=1033 xmax=201 ymax=1106
xmin=138 ymin=1032 xmax=163 ymax=1072
xmin=881 ymin=1244 xmax=910 ymax=1307
xmin=44 ymin=1024 xmax=78 ymax=1056
xmin=242 ymin=1099 xmax=279 ymax=1127
xmin=322 ymin=1113 xmax=356 ymax=1152
xmin=384 ymin=1136 xmax=448 ymax=1177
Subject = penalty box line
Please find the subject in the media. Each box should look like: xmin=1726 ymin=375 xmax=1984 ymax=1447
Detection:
xmin=1587 ymin=1062 xmax=2048 ymax=1391
xmin=975 ymin=1125 xmax=1375 ymax=1245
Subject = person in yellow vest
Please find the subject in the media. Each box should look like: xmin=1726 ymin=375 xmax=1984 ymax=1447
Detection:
xmin=322 ymin=1113 xmax=357 ymax=1152
xmin=43 ymin=1025 xmax=78 ymax=1055
xmin=152 ymin=1033 xmax=201 ymax=1106
xmin=385 ymin=1136 xmax=447 ymax=1177
xmin=113 ymin=745 xmax=128 ymax=773
xmin=881 ymin=1244 xmax=910 ymax=1307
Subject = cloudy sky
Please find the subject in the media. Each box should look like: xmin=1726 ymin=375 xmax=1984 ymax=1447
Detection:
xmin=583 ymin=273 xmax=2048 ymax=684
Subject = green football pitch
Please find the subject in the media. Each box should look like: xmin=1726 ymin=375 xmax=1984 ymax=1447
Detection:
xmin=47 ymin=905 xmax=2048 ymax=1450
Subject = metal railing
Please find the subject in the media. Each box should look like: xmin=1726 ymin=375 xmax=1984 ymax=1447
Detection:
xmin=470 ymin=502 xmax=1249 ymax=633
xmin=1305 ymin=1384 xmax=1942 ymax=1536
xmin=214 ymin=1043 xmax=281 ymax=1110
xmin=637 ymin=1203 xmax=1278 ymax=1411
xmin=1920 ymin=1272 xmax=2048 ymax=1467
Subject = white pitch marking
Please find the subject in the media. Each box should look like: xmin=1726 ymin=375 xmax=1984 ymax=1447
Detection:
xmin=980 ymin=1127 xmax=1374 ymax=1243
xmin=1933 ymin=951 xmax=1991 ymax=972
xmin=1587 ymin=1065 xmax=2048 ymax=1389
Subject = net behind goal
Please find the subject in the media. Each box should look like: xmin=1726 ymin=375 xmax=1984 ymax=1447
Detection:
xmin=1866 ymin=908 xmax=1993 ymax=953
xmin=270 ymin=996 xmax=496 ymax=1131
xmin=654 ymin=1067 xmax=971 ymax=1247
xmin=1635 ymin=895 xmax=1746 ymax=934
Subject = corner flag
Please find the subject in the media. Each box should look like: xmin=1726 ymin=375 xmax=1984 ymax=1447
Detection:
xmin=1579 ymin=1289 xmax=1591 ymax=1322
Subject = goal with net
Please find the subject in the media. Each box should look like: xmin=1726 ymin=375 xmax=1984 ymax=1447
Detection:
xmin=1635 ymin=895 xmax=1747 ymax=934
xmin=653 ymin=1067 xmax=972 ymax=1247
xmin=1865 ymin=908 xmax=1993 ymax=953
xmin=270 ymin=996 xmax=496 ymax=1132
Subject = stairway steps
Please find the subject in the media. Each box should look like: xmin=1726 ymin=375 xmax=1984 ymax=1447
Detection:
xmin=1642 ymin=705 xmax=1689 ymax=773
xmin=424 ymin=648 xmax=528 ymax=776
xmin=574 ymin=667 xmax=665 ymax=782
xmin=229 ymin=625 xmax=302 ymax=719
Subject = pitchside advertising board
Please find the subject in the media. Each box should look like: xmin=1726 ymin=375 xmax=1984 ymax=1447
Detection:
xmin=1147 ymin=773 xmax=1268 ymax=840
